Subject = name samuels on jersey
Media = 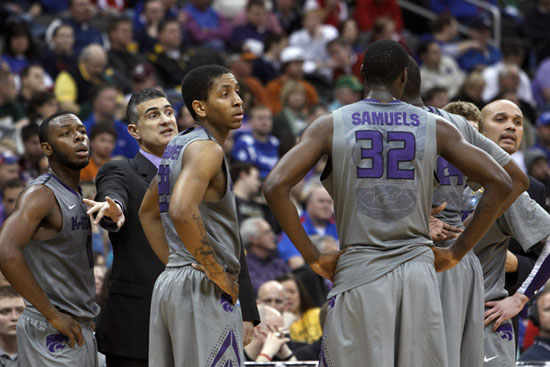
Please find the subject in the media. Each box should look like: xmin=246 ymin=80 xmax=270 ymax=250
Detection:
xmin=351 ymin=111 xmax=420 ymax=127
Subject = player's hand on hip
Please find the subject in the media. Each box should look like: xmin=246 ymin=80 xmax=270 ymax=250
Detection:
xmin=192 ymin=263 xmax=239 ymax=304
xmin=311 ymin=249 xmax=346 ymax=282
xmin=484 ymin=292 xmax=529 ymax=330
xmin=83 ymin=196 xmax=125 ymax=228
xmin=431 ymin=246 xmax=459 ymax=272
xmin=46 ymin=310 xmax=84 ymax=348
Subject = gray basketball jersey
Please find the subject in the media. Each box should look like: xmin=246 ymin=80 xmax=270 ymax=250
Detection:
xmin=428 ymin=107 xmax=510 ymax=236
xmin=323 ymin=99 xmax=438 ymax=296
xmin=462 ymin=189 xmax=550 ymax=301
xmin=158 ymin=127 xmax=241 ymax=276
xmin=23 ymin=174 xmax=99 ymax=320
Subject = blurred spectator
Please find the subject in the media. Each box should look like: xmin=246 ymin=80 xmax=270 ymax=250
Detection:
xmin=519 ymin=287 xmax=550 ymax=361
xmin=227 ymin=53 xmax=269 ymax=107
xmin=0 ymin=286 xmax=25 ymax=365
xmin=147 ymin=19 xmax=186 ymax=90
xmin=451 ymin=71 xmax=486 ymax=109
xmin=184 ymin=0 xmax=231 ymax=50
xmin=329 ymin=75 xmax=363 ymax=111
xmin=533 ymin=58 xmax=550 ymax=111
xmin=252 ymin=34 xmax=288 ymax=85
xmin=26 ymin=91 xmax=58 ymax=127
xmin=272 ymin=80 xmax=307 ymax=156
xmin=273 ymin=0 xmax=302 ymax=35
xmin=306 ymin=0 xmax=349 ymax=28
xmin=19 ymin=124 xmax=42 ymax=182
xmin=41 ymin=23 xmax=77 ymax=79
xmin=524 ymin=148 xmax=550 ymax=205
xmin=424 ymin=86 xmax=449 ymax=109
xmin=266 ymin=47 xmax=319 ymax=114
xmin=482 ymin=43 xmax=535 ymax=107
xmin=0 ymin=153 xmax=20 ymax=191
xmin=354 ymin=0 xmax=403 ymax=33
xmin=277 ymin=273 xmax=322 ymax=344
xmin=493 ymin=79 xmax=537 ymax=128
xmin=257 ymin=280 xmax=286 ymax=314
xmin=535 ymin=112 xmax=550 ymax=162
xmin=80 ymin=122 xmax=117 ymax=182
xmin=54 ymin=43 xmax=111 ymax=116
xmin=307 ymin=102 xmax=329 ymax=124
xmin=0 ymin=70 xmax=24 ymax=139
xmin=176 ymin=104 xmax=195 ymax=132
xmin=457 ymin=15 xmax=501 ymax=72
xmin=288 ymin=8 xmax=338 ymax=80
xmin=129 ymin=62 xmax=159 ymax=93
xmin=326 ymin=38 xmax=363 ymax=82
xmin=16 ymin=65 xmax=47 ymax=113
xmin=1 ymin=21 xmax=39 ymax=74
xmin=230 ymin=0 xmax=273 ymax=51
xmin=369 ymin=17 xmax=413 ymax=56
xmin=107 ymin=16 xmax=145 ymax=94
xmin=427 ymin=14 xmax=481 ymax=59
xmin=339 ymin=18 xmax=363 ymax=53
xmin=83 ymin=84 xmax=138 ymax=158
xmin=523 ymin=0 xmax=550 ymax=63
xmin=242 ymin=217 xmax=289 ymax=294
xmin=277 ymin=185 xmax=337 ymax=269
xmin=134 ymin=0 xmax=166 ymax=54
xmin=418 ymin=40 xmax=464 ymax=99
xmin=233 ymin=105 xmax=279 ymax=179
xmin=0 ymin=179 xmax=25 ymax=227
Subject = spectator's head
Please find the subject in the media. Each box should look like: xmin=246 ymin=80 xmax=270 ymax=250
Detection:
xmin=302 ymin=9 xmax=323 ymax=34
xmin=0 ymin=286 xmax=24 ymax=342
xmin=304 ymin=185 xmax=334 ymax=224
xmin=79 ymin=44 xmax=107 ymax=80
xmin=280 ymin=47 xmax=305 ymax=79
xmin=231 ymin=162 xmax=261 ymax=199
xmin=0 ymin=70 xmax=18 ymax=105
xmin=91 ymin=84 xmax=120 ymax=121
xmin=498 ymin=65 xmax=520 ymax=93
xmin=1 ymin=179 xmax=25 ymax=218
xmin=240 ymin=217 xmax=276 ymax=259
xmin=327 ymin=38 xmax=352 ymax=70
xmin=177 ymin=104 xmax=196 ymax=131
xmin=249 ymin=105 xmax=273 ymax=138
xmin=333 ymin=75 xmax=363 ymax=105
xmin=537 ymin=111 xmax=550 ymax=147
xmin=89 ymin=122 xmax=117 ymax=160
xmin=460 ymin=71 xmax=485 ymax=103
xmin=431 ymin=14 xmax=458 ymax=41
xmin=263 ymin=33 xmax=288 ymax=57
xmin=339 ymin=19 xmax=359 ymax=46
xmin=423 ymin=86 xmax=449 ymax=109
xmin=131 ymin=62 xmax=158 ymax=91
xmin=307 ymin=102 xmax=329 ymax=124
xmin=181 ymin=65 xmax=243 ymax=127
xmin=310 ymin=234 xmax=338 ymax=252
xmin=417 ymin=40 xmax=441 ymax=69
xmin=501 ymin=41 xmax=524 ymax=66
xmin=372 ymin=17 xmax=396 ymax=41
xmin=401 ymin=56 xmax=422 ymax=105
xmin=443 ymin=101 xmax=482 ymax=132
xmin=275 ymin=0 xmax=296 ymax=13
xmin=248 ymin=304 xmax=285 ymax=352
xmin=280 ymin=79 xmax=306 ymax=112
xmin=0 ymin=153 xmax=20 ymax=187
xmin=246 ymin=0 xmax=267 ymax=28
xmin=256 ymin=280 xmax=286 ymax=314
xmin=480 ymin=99 xmax=523 ymax=154
xmin=69 ymin=0 xmax=94 ymax=24
xmin=52 ymin=23 xmax=75 ymax=54
xmin=525 ymin=148 xmax=550 ymax=183
xmin=361 ymin=40 xmax=409 ymax=97
xmin=529 ymin=287 xmax=550 ymax=337
xmin=126 ymin=88 xmax=177 ymax=154
xmin=21 ymin=124 xmax=43 ymax=161
xmin=3 ymin=21 xmax=34 ymax=59
xmin=276 ymin=273 xmax=314 ymax=315
xmin=469 ymin=15 xmax=492 ymax=47
xmin=107 ymin=16 xmax=133 ymax=51
xmin=20 ymin=65 xmax=46 ymax=96
xmin=28 ymin=91 xmax=58 ymax=122
xmin=158 ymin=19 xmax=182 ymax=51
xmin=227 ymin=53 xmax=256 ymax=79
xmin=143 ymin=0 xmax=165 ymax=24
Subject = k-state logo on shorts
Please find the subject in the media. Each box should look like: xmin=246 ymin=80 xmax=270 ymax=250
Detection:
xmin=46 ymin=333 xmax=69 ymax=353
xmin=496 ymin=323 xmax=513 ymax=341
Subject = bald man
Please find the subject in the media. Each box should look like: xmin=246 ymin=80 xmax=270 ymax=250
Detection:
xmin=462 ymin=99 xmax=550 ymax=367
xmin=257 ymin=280 xmax=286 ymax=314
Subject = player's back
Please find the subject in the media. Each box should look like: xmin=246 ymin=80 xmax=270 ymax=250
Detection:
xmin=323 ymin=99 xmax=438 ymax=295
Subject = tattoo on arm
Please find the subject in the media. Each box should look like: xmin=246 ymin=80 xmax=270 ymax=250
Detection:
xmin=192 ymin=213 xmax=222 ymax=273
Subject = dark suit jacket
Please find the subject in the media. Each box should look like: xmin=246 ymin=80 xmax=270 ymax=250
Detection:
xmin=95 ymin=152 xmax=259 ymax=360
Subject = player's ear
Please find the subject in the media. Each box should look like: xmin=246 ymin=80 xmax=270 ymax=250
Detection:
xmin=401 ymin=67 xmax=408 ymax=85
xmin=192 ymin=100 xmax=207 ymax=119
xmin=41 ymin=142 xmax=53 ymax=156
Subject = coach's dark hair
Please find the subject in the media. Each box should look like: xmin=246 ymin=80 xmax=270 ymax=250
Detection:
xmin=181 ymin=65 xmax=232 ymax=121
xmin=126 ymin=88 xmax=167 ymax=125
xmin=361 ymin=40 xmax=409 ymax=86
xmin=39 ymin=111 xmax=76 ymax=143
xmin=402 ymin=56 xmax=422 ymax=102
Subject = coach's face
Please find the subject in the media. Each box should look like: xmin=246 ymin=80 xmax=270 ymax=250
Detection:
xmin=129 ymin=97 xmax=178 ymax=156
xmin=481 ymin=100 xmax=523 ymax=155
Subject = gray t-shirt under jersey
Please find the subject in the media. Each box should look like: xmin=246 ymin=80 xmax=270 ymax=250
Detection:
xmin=462 ymin=189 xmax=550 ymax=301
xmin=323 ymin=99 xmax=437 ymax=297
xmin=23 ymin=174 xmax=99 ymax=320
xmin=158 ymin=127 xmax=241 ymax=276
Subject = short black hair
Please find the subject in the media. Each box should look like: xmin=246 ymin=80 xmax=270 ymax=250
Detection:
xmin=27 ymin=91 xmax=56 ymax=119
xmin=181 ymin=65 xmax=233 ymax=121
xmin=0 ymin=285 xmax=20 ymax=300
xmin=263 ymin=33 xmax=286 ymax=53
xmin=230 ymin=162 xmax=256 ymax=182
xmin=361 ymin=40 xmax=409 ymax=86
xmin=402 ymin=56 xmax=421 ymax=102
xmin=423 ymin=86 xmax=448 ymax=103
xmin=39 ymin=111 xmax=76 ymax=143
xmin=326 ymin=37 xmax=350 ymax=51
xmin=417 ymin=40 xmax=437 ymax=57
xmin=126 ymin=88 xmax=167 ymax=125
xmin=247 ymin=0 xmax=265 ymax=10
xmin=158 ymin=18 xmax=179 ymax=35
xmin=1 ymin=178 xmax=25 ymax=197
xmin=90 ymin=122 xmax=117 ymax=141
xmin=20 ymin=64 xmax=42 ymax=80
xmin=431 ymin=14 xmax=455 ymax=33
xmin=107 ymin=15 xmax=132 ymax=34
xmin=21 ymin=123 xmax=39 ymax=143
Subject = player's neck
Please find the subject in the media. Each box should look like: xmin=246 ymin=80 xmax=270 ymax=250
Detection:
xmin=0 ymin=335 xmax=17 ymax=355
xmin=48 ymin=164 xmax=81 ymax=192
xmin=364 ymin=89 xmax=398 ymax=103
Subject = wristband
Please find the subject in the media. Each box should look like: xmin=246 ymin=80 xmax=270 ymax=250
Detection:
xmin=258 ymin=353 xmax=272 ymax=361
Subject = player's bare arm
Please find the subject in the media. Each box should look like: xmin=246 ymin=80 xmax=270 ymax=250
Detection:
xmin=167 ymin=139 xmax=239 ymax=303
xmin=0 ymin=185 xmax=84 ymax=347
xmin=264 ymin=114 xmax=344 ymax=281
xmin=434 ymin=117 xmax=516 ymax=271
xmin=139 ymin=179 xmax=170 ymax=264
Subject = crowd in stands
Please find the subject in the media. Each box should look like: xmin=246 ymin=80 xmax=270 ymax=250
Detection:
xmin=1 ymin=0 xmax=550 ymax=363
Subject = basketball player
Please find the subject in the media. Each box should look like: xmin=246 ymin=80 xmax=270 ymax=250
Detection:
xmin=263 ymin=40 xmax=522 ymax=366
xmin=0 ymin=112 xmax=99 ymax=366
xmin=139 ymin=65 xmax=246 ymax=366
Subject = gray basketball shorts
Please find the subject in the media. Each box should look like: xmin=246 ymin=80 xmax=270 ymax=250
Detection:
xmin=149 ymin=266 xmax=244 ymax=367
xmin=319 ymin=253 xmax=448 ymax=367
xmin=483 ymin=319 xmax=515 ymax=367
xmin=17 ymin=308 xmax=98 ymax=367
xmin=437 ymin=251 xmax=484 ymax=367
